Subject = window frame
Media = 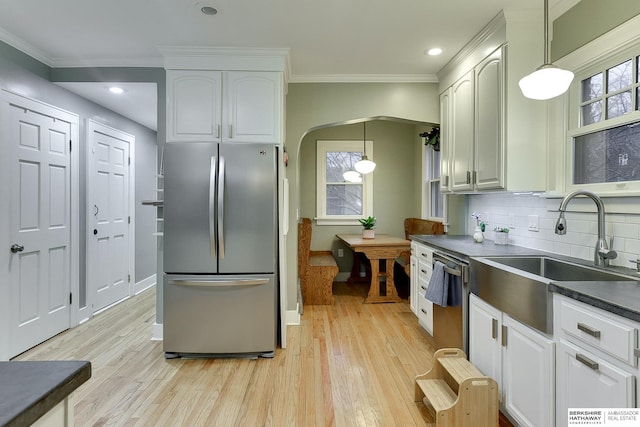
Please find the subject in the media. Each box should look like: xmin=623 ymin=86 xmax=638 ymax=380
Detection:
xmin=316 ymin=140 xmax=374 ymax=225
xmin=565 ymin=43 xmax=640 ymax=195
xmin=424 ymin=143 xmax=444 ymax=221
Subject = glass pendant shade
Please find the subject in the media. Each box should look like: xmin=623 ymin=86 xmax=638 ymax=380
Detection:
xmin=519 ymin=64 xmax=574 ymax=100
xmin=343 ymin=170 xmax=362 ymax=183
xmin=519 ymin=0 xmax=574 ymax=100
xmin=354 ymin=156 xmax=376 ymax=174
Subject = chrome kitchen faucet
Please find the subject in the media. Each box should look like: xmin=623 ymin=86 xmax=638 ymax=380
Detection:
xmin=555 ymin=190 xmax=617 ymax=267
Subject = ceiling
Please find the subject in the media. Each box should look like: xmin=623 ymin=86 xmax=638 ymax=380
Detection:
xmin=0 ymin=0 xmax=578 ymax=131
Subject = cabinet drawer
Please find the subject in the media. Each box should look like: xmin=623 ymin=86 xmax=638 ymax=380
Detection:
xmin=557 ymin=297 xmax=637 ymax=366
xmin=415 ymin=244 xmax=433 ymax=263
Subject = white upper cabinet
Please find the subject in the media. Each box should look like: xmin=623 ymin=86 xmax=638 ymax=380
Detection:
xmin=474 ymin=47 xmax=505 ymax=190
xmin=166 ymin=70 xmax=282 ymax=144
xmin=449 ymin=70 xmax=475 ymax=192
xmin=167 ymin=70 xmax=222 ymax=142
xmin=437 ymin=11 xmax=547 ymax=193
xmin=223 ymin=71 xmax=282 ymax=143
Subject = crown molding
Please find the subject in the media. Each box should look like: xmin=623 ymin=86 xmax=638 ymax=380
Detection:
xmin=158 ymin=46 xmax=290 ymax=74
xmin=0 ymin=25 xmax=54 ymax=66
xmin=288 ymin=73 xmax=438 ymax=83
xmin=49 ymin=57 xmax=164 ymax=68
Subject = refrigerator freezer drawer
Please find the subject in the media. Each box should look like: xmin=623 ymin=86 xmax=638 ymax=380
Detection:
xmin=163 ymin=274 xmax=276 ymax=356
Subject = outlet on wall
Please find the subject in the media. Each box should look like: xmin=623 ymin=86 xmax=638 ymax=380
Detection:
xmin=338 ymin=249 xmax=344 ymax=257
xmin=528 ymin=215 xmax=539 ymax=232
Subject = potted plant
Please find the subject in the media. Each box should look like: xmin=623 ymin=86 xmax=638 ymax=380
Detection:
xmin=420 ymin=127 xmax=440 ymax=151
xmin=493 ymin=226 xmax=509 ymax=245
xmin=359 ymin=216 xmax=376 ymax=239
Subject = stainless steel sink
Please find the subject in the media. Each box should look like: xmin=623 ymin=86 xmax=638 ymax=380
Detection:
xmin=487 ymin=256 xmax=635 ymax=282
xmin=470 ymin=256 xmax=635 ymax=334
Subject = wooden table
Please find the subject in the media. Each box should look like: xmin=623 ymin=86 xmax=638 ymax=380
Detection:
xmin=336 ymin=234 xmax=410 ymax=303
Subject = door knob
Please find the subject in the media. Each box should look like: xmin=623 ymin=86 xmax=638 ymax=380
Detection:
xmin=10 ymin=244 xmax=24 ymax=253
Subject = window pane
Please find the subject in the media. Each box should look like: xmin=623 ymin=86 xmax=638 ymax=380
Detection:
xmin=581 ymin=101 xmax=602 ymax=125
xmin=606 ymin=91 xmax=632 ymax=119
xmin=326 ymin=151 xmax=361 ymax=182
xmin=637 ymin=87 xmax=640 ymax=110
xmin=581 ymin=73 xmax=602 ymax=101
xmin=574 ymin=122 xmax=640 ymax=184
xmin=607 ymin=60 xmax=632 ymax=93
xmin=326 ymin=184 xmax=363 ymax=215
xmin=431 ymin=150 xmax=441 ymax=178
xmin=430 ymin=181 xmax=443 ymax=218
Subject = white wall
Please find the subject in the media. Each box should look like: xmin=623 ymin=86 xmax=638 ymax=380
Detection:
xmin=468 ymin=193 xmax=640 ymax=270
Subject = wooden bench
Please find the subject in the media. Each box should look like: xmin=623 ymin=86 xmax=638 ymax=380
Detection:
xmin=298 ymin=218 xmax=339 ymax=305
xmin=415 ymin=348 xmax=498 ymax=426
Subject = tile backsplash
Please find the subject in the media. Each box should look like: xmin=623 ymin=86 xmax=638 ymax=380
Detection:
xmin=467 ymin=193 xmax=640 ymax=270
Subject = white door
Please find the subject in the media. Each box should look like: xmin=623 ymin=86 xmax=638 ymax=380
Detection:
xmin=87 ymin=121 xmax=133 ymax=312
xmin=7 ymin=103 xmax=72 ymax=357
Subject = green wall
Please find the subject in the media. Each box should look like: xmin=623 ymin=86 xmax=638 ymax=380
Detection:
xmin=298 ymin=120 xmax=429 ymax=273
xmin=552 ymin=0 xmax=640 ymax=60
xmin=285 ymin=82 xmax=439 ymax=310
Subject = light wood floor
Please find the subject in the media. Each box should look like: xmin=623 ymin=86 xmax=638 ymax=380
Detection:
xmin=15 ymin=282 xmax=438 ymax=426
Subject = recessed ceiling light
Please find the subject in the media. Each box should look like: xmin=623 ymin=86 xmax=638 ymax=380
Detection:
xmin=201 ymin=6 xmax=218 ymax=15
xmin=109 ymin=87 xmax=124 ymax=94
xmin=426 ymin=48 xmax=442 ymax=56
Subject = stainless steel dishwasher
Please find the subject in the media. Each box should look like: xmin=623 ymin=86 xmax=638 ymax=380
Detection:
xmin=432 ymin=251 xmax=470 ymax=353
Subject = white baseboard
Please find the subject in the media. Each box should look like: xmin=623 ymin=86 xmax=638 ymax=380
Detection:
xmin=285 ymin=304 xmax=301 ymax=325
xmin=151 ymin=323 xmax=163 ymax=341
xmin=135 ymin=274 xmax=156 ymax=295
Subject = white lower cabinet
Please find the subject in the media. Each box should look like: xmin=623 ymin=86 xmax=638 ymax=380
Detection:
xmin=410 ymin=241 xmax=434 ymax=335
xmin=554 ymin=294 xmax=638 ymax=427
xmin=469 ymin=294 xmax=555 ymax=426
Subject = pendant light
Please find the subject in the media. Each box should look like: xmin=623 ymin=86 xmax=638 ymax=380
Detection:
xmin=342 ymin=170 xmax=362 ymax=183
xmin=518 ymin=0 xmax=574 ymax=100
xmin=354 ymin=122 xmax=376 ymax=174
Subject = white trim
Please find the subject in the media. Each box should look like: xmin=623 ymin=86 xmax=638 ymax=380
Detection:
xmin=288 ymin=74 xmax=438 ymax=83
xmin=0 ymin=25 xmax=54 ymax=66
xmin=85 ymin=120 xmax=136 ymax=315
xmin=151 ymin=323 xmax=163 ymax=341
xmin=316 ymin=139 xmax=374 ymax=222
xmin=134 ymin=274 xmax=156 ymax=295
xmin=159 ymin=46 xmax=290 ymax=73
xmin=285 ymin=307 xmax=301 ymax=326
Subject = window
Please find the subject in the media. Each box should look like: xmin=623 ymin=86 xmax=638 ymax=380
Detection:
xmin=425 ymin=144 xmax=443 ymax=219
xmin=316 ymin=140 xmax=373 ymax=225
xmin=568 ymin=50 xmax=640 ymax=191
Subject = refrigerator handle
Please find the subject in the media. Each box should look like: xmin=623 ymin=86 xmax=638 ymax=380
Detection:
xmin=169 ymin=278 xmax=269 ymax=287
xmin=209 ymin=156 xmax=217 ymax=259
xmin=218 ymin=156 xmax=226 ymax=259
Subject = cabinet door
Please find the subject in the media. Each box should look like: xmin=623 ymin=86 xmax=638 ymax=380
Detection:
xmin=469 ymin=294 xmax=502 ymax=393
xmin=450 ymin=70 xmax=475 ymax=191
xmin=223 ymin=71 xmax=282 ymax=143
xmin=503 ymin=314 xmax=555 ymax=427
xmin=474 ymin=47 xmax=504 ymax=190
xmin=556 ymin=339 xmax=635 ymax=427
xmin=439 ymin=88 xmax=452 ymax=192
xmin=417 ymin=258 xmax=433 ymax=334
xmin=167 ymin=70 xmax=222 ymax=142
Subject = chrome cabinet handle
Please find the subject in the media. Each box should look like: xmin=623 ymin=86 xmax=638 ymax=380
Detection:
xmin=420 ymin=308 xmax=427 ymax=315
xmin=501 ymin=325 xmax=507 ymax=347
xmin=576 ymin=353 xmax=599 ymax=371
xmin=11 ymin=244 xmax=24 ymax=253
xmin=492 ymin=318 xmax=498 ymax=340
xmin=577 ymin=322 xmax=601 ymax=338
xmin=466 ymin=171 xmax=471 ymax=184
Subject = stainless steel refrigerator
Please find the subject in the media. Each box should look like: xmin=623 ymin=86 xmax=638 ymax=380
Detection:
xmin=163 ymin=142 xmax=278 ymax=358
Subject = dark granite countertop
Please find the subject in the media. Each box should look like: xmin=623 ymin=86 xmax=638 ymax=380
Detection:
xmin=411 ymin=234 xmax=640 ymax=324
xmin=0 ymin=360 xmax=91 ymax=427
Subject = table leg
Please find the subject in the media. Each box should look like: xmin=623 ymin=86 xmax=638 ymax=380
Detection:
xmin=363 ymin=257 xmax=402 ymax=304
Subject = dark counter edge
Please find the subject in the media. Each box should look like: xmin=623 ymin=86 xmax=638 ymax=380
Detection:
xmin=411 ymin=234 xmax=640 ymax=323
xmin=1 ymin=361 xmax=91 ymax=427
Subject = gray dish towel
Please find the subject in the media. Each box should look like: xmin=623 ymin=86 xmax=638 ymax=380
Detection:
xmin=426 ymin=260 xmax=462 ymax=307
xmin=425 ymin=261 xmax=447 ymax=306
